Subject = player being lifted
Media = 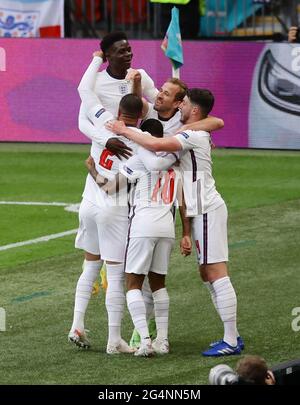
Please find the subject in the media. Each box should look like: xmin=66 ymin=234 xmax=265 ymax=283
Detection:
xmin=70 ymin=51 xmax=144 ymax=354
xmin=106 ymin=88 xmax=243 ymax=357
xmin=69 ymin=31 xmax=158 ymax=351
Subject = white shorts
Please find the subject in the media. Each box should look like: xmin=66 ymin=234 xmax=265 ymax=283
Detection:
xmin=124 ymin=237 xmax=175 ymax=275
xmin=75 ymin=198 xmax=128 ymax=262
xmin=192 ymin=203 xmax=228 ymax=265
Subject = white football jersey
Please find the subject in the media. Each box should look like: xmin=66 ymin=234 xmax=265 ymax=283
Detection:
xmin=79 ymin=62 xmax=158 ymax=144
xmin=175 ymin=130 xmax=224 ymax=216
xmin=93 ymin=69 xmax=158 ymax=118
xmin=144 ymin=103 xmax=182 ymax=137
xmin=120 ymin=153 xmax=180 ymax=238
xmin=82 ymin=131 xmax=138 ymax=210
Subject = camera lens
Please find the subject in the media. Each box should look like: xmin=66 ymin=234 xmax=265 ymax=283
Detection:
xmin=209 ymin=365 xmax=238 ymax=385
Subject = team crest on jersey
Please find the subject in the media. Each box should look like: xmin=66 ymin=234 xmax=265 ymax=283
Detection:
xmin=123 ymin=166 xmax=133 ymax=175
xmin=119 ymin=83 xmax=128 ymax=95
xmin=180 ymin=132 xmax=189 ymax=139
xmin=95 ymin=108 xmax=105 ymax=118
xmin=0 ymin=8 xmax=39 ymax=37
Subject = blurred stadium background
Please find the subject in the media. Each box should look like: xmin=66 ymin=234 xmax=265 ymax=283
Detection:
xmin=0 ymin=0 xmax=300 ymax=385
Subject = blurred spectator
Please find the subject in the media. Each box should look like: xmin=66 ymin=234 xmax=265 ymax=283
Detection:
xmin=75 ymin=0 xmax=102 ymax=23
xmin=151 ymin=0 xmax=205 ymax=39
xmin=108 ymin=0 xmax=148 ymax=25
xmin=288 ymin=26 xmax=300 ymax=42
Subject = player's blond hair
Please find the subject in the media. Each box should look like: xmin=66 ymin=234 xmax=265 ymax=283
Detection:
xmin=166 ymin=78 xmax=188 ymax=102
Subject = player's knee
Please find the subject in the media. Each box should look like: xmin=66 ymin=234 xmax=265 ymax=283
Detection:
xmin=199 ymin=265 xmax=208 ymax=281
xmin=148 ymin=272 xmax=165 ymax=292
xmin=204 ymin=262 xmax=228 ymax=282
xmin=126 ymin=273 xmax=145 ymax=291
xmin=85 ymin=251 xmax=101 ymax=261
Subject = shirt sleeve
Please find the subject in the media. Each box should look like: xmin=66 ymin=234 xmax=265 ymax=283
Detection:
xmin=138 ymin=147 xmax=177 ymax=171
xmin=139 ymin=69 xmax=159 ymax=103
xmin=78 ymin=56 xmax=104 ymax=112
xmin=120 ymin=155 xmax=145 ymax=182
xmin=175 ymin=130 xmax=209 ymax=150
xmin=78 ymin=103 xmax=114 ymax=146
xmin=86 ymin=104 xmax=113 ymax=129
xmin=143 ymin=102 xmax=156 ymax=121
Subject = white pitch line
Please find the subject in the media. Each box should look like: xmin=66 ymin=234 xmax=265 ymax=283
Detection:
xmin=0 ymin=201 xmax=79 ymax=251
xmin=0 ymin=201 xmax=69 ymax=206
xmin=0 ymin=201 xmax=80 ymax=212
xmin=0 ymin=229 xmax=78 ymax=252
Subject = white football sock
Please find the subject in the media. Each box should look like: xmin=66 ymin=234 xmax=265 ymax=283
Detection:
xmin=71 ymin=259 xmax=103 ymax=332
xmin=142 ymin=277 xmax=154 ymax=321
xmin=212 ymin=276 xmax=238 ymax=347
xmin=127 ymin=289 xmax=149 ymax=343
xmin=205 ymin=280 xmax=240 ymax=339
xmin=153 ymin=288 xmax=169 ymax=341
xmin=204 ymin=281 xmax=218 ymax=309
xmin=105 ymin=263 xmax=125 ymax=345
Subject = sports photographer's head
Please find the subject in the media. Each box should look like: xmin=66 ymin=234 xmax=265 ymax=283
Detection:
xmin=209 ymin=355 xmax=276 ymax=385
xmin=236 ymin=355 xmax=276 ymax=385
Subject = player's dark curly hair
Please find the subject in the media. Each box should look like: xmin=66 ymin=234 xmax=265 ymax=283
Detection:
xmin=100 ymin=31 xmax=128 ymax=61
xmin=140 ymin=119 xmax=164 ymax=138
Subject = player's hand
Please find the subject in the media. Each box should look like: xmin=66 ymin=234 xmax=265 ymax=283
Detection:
xmin=288 ymin=26 xmax=298 ymax=43
xmin=125 ymin=69 xmax=141 ymax=82
xmin=93 ymin=50 xmax=103 ymax=58
xmin=180 ymin=235 xmax=192 ymax=257
xmin=105 ymin=120 xmax=127 ymax=135
xmin=85 ymin=155 xmax=95 ymax=171
xmin=106 ymin=137 xmax=132 ymax=160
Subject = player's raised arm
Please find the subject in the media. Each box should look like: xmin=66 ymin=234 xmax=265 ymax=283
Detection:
xmin=106 ymin=120 xmax=182 ymax=153
xmin=126 ymin=69 xmax=149 ymax=118
xmin=139 ymin=69 xmax=159 ymax=103
xmin=78 ymin=52 xmax=104 ymax=111
xmin=77 ymin=52 xmax=113 ymax=145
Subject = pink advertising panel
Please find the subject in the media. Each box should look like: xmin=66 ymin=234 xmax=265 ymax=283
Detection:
xmin=1 ymin=39 xmax=299 ymax=149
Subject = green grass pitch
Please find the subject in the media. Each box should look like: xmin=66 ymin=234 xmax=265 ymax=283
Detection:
xmin=0 ymin=143 xmax=299 ymax=385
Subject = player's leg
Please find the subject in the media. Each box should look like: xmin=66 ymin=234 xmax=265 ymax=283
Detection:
xmin=70 ymin=199 xmax=103 ymax=348
xmin=148 ymin=237 xmax=174 ymax=354
xmin=99 ymin=208 xmax=133 ymax=354
xmin=201 ymin=265 xmax=243 ymax=350
xmin=129 ymin=277 xmax=156 ymax=349
xmin=105 ymin=259 xmax=134 ymax=354
xmin=142 ymin=277 xmax=155 ymax=325
xmin=125 ymin=237 xmax=155 ymax=356
xmin=192 ymin=205 xmax=241 ymax=356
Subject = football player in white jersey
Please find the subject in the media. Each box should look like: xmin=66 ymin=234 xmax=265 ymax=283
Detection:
xmin=69 ymin=31 xmax=158 ymax=351
xmin=129 ymin=69 xmax=224 ymax=137
xmin=69 ymin=50 xmax=149 ymax=354
xmin=122 ymin=153 xmax=180 ymax=357
xmin=79 ymin=32 xmax=158 ymax=145
xmin=106 ymin=88 xmax=242 ymax=357
xmin=127 ymin=70 xmax=225 ymax=348
xmin=87 ymin=118 xmax=179 ymax=356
